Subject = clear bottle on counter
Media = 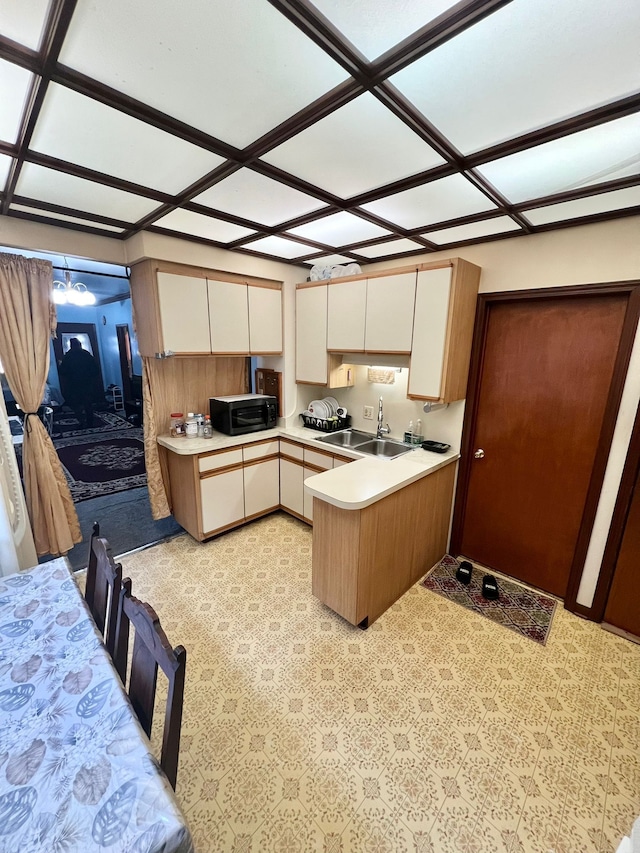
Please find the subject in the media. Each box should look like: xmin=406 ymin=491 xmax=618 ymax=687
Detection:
xmin=202 ymin=415 xmax=213 ymax=439
xmin=195 ymin=413 xmax=204 ymax=438
xmin=170 ymin=412 xmax=184 ymax=437
xmin=184 ymin=412 xmax=198 ymax=439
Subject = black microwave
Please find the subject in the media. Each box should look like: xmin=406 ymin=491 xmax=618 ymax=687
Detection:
xmin=209 ymin=394 xmax=277 ymax=436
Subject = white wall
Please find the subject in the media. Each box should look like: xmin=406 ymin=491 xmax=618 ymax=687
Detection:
xmin=297 ymin=367 xmax=467 ymax=450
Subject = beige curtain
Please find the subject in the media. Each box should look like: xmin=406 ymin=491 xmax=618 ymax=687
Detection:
xmin=0 ymin=253 xmax=81 ymax=555
xmin=141 ymin=357 xmax=171 ymax=520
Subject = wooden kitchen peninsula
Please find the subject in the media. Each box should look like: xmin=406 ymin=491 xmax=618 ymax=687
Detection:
xmin=305 ymin=451 xmax=458 ymax=627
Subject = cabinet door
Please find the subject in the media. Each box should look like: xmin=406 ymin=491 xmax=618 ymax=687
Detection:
xmin=408 ymin=267 xmax=452 ymax=399
xmin=327 ymin=279 xmax=366 ymax=351
xmin=244 ymin=458 xmax=279 ymax=518
xmin=280 ymin=457 xmax=304 ymax=516
xmin=157 ymin=272 xmax=211 ymax=354
xmin=248 ymin=285 xmax=282 ymax=354
xmin=200 ymin=468 xmax=245 ymax=534
xmin=365 ymin=272 xmax=416 ymax=352
xmin=208 ymin=279 xmax=250 ymax=353
xmin=296 ymin=285 xmax=328 ymax=384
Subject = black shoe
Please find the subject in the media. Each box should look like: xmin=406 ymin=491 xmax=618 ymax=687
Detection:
xmin=482 ymin=575 xmax=499 ymax=600
xmin=456 ymin=560 xmax=473 ymax=585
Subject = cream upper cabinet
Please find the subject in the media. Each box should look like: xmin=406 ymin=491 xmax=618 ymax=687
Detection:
xmin=365 ymin=272 xmax=416 ymax=353
xmin=157 ymin=272 xmax=211 ymax=354
xmin=408 ymin=260 xmax=480 ymax=402
xmin=296 ymin=285 xmax=328 ymax=384
xmin=130 ymin=261 xmax=282 ymax=357
xmin=248 ymin=285 xmax=282 ymax=354
xmin=208 ymin=279 xmax=250 ymax=354
xmin=408 ymin=268 xmax=451 ymax=399
xmin=327 ymin=279 xmax=366 ymax=351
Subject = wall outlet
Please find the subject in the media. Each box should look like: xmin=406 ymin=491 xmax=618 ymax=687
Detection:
xmin=363 ymin=405 xmax=374 ymax=420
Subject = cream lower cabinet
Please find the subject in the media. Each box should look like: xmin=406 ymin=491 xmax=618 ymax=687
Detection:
xmin=244 ymin=457 xmax=280 ymax=518
xmin=280 ymin=439 xmax=350 ymax=524
xmin=280 ymin=457 xmax=304 ymax=518
xmin=165 ymin=440 xmax=279 ymax=541
xmin=200 ymin=467 xmax=245 ymax=534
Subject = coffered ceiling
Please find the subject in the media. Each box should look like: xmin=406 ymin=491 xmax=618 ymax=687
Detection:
xmin=1 ymin=0 xmax=638 ymax=268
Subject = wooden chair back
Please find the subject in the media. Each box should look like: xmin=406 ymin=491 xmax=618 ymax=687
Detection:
xmin=84 ymin=522 xmax=122 ymax=656
xmin=114 ymin=581 xmax=186 ymax=789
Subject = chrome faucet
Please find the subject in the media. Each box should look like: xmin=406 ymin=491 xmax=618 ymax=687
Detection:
xmin=377 ymin=396 xmax=390 ymax=439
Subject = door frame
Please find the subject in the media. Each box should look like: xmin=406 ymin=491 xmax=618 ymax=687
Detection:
xmin=450 ymin=280 xmax=640 ymax=619
xmin=590 ymin=397 xmax=640 ymax=622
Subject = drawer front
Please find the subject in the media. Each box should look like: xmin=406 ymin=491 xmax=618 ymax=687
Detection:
xmin=303 ymin=448 xmax=333 ymax=470
xmin=243 ymin=439 xmax=279 ymax=462
xmin=198 ymin=448 xmax=243 ymax=473
xmin=279 ymin=439 xmax=304 ymax=461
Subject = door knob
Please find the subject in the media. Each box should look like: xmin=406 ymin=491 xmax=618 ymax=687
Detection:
xmin=474 ymin=448 xmax=485 ymax=459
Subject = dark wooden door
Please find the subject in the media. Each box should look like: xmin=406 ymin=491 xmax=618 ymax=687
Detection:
xmin=457 ymin=293 xmax=628 ymax=598
xmin=604 ymin=466 xmax=640 ymax=638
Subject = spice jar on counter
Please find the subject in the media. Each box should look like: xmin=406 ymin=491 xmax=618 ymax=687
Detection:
xmin=170 ymin=412 xmax=185 ymax=436
xmin=203 ymin=415 xmax=213 ymax=439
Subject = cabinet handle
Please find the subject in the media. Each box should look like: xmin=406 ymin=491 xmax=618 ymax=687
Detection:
xmin=473 ymin=448 xmax=485 ymax=459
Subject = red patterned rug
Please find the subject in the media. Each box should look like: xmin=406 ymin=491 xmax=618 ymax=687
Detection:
xmin=53 ymin=429 xmax=146 ymax=502
xmin=422 ymin=555 xmax=557 ymax=645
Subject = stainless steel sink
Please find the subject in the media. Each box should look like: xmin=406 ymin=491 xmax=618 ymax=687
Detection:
xmin=316 ymin=429 xmax=375 ymax=448
xmin=353 ymin=439 xmax=414 ymax=459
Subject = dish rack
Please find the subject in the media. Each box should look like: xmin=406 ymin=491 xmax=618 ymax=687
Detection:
xmin=300 ymin=413 xmax=351 ymax=432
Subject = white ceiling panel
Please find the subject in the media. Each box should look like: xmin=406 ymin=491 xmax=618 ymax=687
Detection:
xmin=0 ymin=60 xmax=33 ymax=144
xmin=193 ymin=169 xmax=326 ymax=226
xmin=262 ymin=93 xmax=445 ymax=198
xmin=58 ymin=0 xmax=348 ymax=149
xmin=15 ymin=163 xmax=158 ymax=221
xmin=304 ymin=254 xmax=360 ymax=266
xmin=0 ymin=0 xmax=51 ymax=49
xmin=0 ymin=154 xmax=11 ymax=192
xmin=310 ymin=0 xmax=462 ymax=60
xmin=424 ymin=217 xmax=522 ymax=244
xmin=31 ymin=84 xmax=225 ymax=194
xmin=362 ymin=174 xmax=497 ymax=229
xmin=153 ymin=209 xmax=254 ymax=243
xmin=523 ymin=187 xmax=640 ymax=226
xmin=10 ymin=204 xmax=124 ymax=233
xmin=391 ymin=0 xmax=640 ymax=154
xmin=476 ymin=115 xmax=640 ymax=204
xmin=355 ymin=238 xmax=427 ymax=258
xmin=240 ymin=236 xmax=318 ymax=259
xmin=288 ymin=211 xmax=391 ymax=245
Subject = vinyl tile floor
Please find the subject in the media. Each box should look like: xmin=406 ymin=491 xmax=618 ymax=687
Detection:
xmin=116 ymin=512 xmax=640 ymax=853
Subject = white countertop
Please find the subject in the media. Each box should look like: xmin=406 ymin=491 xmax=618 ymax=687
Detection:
xmin=157 ymin=425 xmax=459 ymax=510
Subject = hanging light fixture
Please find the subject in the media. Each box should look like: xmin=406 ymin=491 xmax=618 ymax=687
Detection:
xmin=52 ymin=269 xmax=96 ymax=306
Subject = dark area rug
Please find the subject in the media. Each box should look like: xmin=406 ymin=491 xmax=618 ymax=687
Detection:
xmin=422 ymin=555 xmax=557 ymax=645
xmin=51 ymin=409 xmax=135 ymax=438
xmin=40 ymin=487 xmax=184 ymax=571
xmin=54 ymin=430 xmax=146 ymax=502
